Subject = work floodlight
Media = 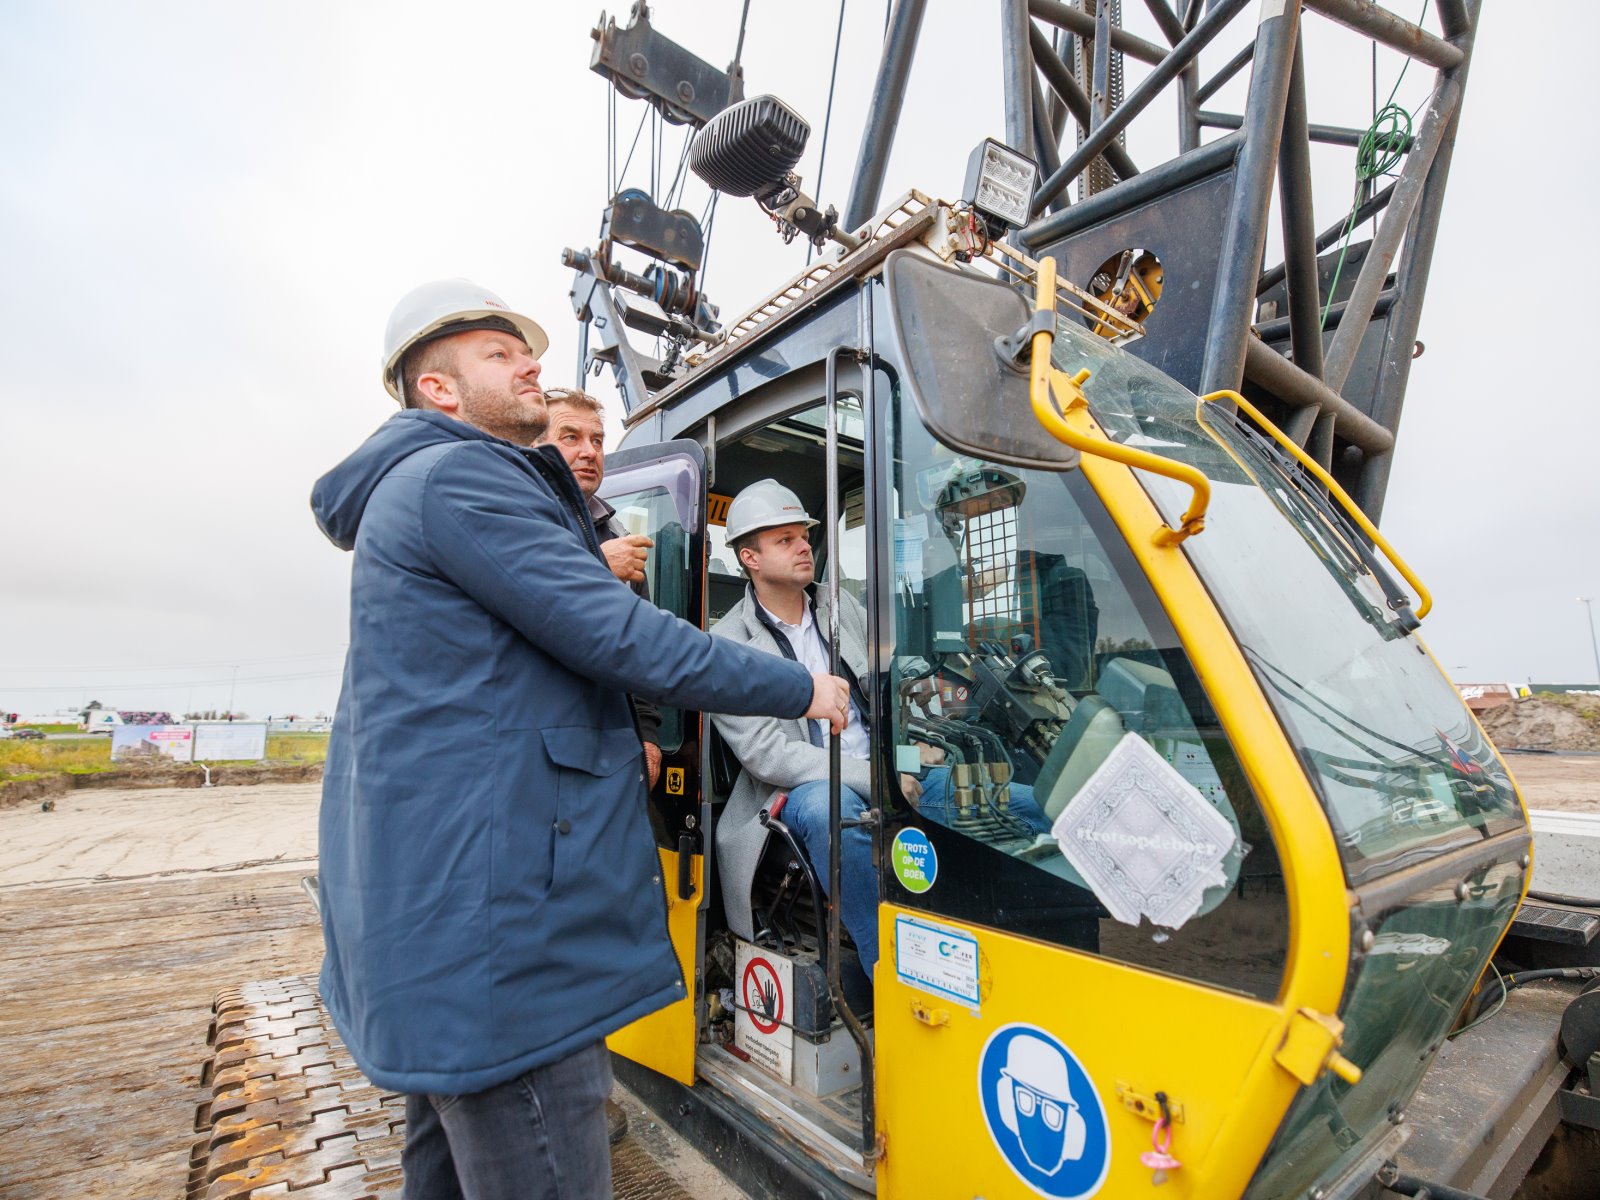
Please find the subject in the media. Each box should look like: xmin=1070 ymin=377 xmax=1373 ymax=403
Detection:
xmin=689 ymin=93 xmax=860 ymax=252
xmin=689 ymin=95 xmax=810 ymax=199
xmin=963 ymin=138 xmax=1038 ymax=238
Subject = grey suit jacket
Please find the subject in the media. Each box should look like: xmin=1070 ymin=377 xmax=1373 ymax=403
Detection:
xmin=711 ymin=584 xmax=873 ymax=942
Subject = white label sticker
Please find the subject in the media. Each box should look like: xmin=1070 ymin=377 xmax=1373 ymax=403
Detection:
xmin=894 ymin=515 xmax=927 ymax=593
xmin=1052 ymin=732 xmax=1238 ymax=930
xmin=734 ymin=941 xmax=794 ymax=1083
xmin=895 ymin=915 xmax=981 ymax=1010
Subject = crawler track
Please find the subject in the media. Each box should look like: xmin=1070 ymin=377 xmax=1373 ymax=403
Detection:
xmin=187 ymin=976 xmax=705 ymax=1199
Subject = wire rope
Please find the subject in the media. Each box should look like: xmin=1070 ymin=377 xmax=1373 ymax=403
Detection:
xmin=732 ymin=0 xmax=753 ymax=71
xmin=666 ymin=126 xmax=697 ymax=209
xmin=699 ymin=191 xmax=722 ymax=295
xmin=807 ymin=0 xmax=849 ymax=267
xmin=615 ymin=105 xmax=650 ymax=192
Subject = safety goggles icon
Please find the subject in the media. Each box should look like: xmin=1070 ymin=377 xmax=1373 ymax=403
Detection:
xmin=1006 ymin=1075 xmax=1072 ymax=1131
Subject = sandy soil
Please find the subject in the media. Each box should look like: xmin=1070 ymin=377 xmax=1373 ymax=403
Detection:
xmin=1505 ymin=753 xmax=1600 ymax=815
xmin=2 ymin=758 xmax=1594 ymax=895
xmin=0 ymin=781 xmax=320 ymax=889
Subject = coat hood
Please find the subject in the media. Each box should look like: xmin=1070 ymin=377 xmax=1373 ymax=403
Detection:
xmin=312 ymin=410 xmax=503 ymax=550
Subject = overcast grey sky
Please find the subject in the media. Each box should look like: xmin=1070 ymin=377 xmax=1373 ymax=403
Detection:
xmin=2 ymin=1 xmax=1596 ymax=719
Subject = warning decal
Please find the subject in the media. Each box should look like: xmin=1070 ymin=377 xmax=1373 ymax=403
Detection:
xmin=733 ymin=940 xmax=794 ymax=1083
xmin=742 ymin=957 xmax=783 ymax=1033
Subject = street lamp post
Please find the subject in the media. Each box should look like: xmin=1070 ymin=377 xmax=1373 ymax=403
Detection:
xmin=227 ymin=665 xmax=239 ymax=720
xmin=1582 ymin=598 xmax=1600 ymax=684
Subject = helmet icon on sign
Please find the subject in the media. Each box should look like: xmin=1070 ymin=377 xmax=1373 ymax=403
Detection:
xmin=978 ymin=1024 xmax=1109 ymax=1197
xmin=998 ymin=1034 xmax=1087 ymax=1175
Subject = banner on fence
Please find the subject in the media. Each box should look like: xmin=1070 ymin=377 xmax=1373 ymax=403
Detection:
xmin=111 ymin=725 xmax=195 ymax=762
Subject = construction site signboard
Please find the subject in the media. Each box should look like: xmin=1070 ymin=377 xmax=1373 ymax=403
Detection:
xmin=193 ymin=723 xmax=268 ymax=762
xmin=111 ymin=725 xmax=195 ymax=762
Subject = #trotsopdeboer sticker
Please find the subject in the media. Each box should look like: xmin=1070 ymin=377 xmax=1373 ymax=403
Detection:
xmin=891 ymin=827 xmax=938 ymax=893
xmin=978 ymin=1024 xmax=1111 ymax=1198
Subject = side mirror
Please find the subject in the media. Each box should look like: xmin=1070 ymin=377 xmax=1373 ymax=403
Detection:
xmin=883 ymin=250 xmax=1080 ymax=472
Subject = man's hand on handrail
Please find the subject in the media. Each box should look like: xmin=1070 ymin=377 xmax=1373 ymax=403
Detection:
xmin=805 ymin=673 xmax=852 ymax=735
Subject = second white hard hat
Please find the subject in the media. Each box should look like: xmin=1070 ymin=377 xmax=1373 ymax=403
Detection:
xmin=381 ymin=278 xmax=549 ymax=403
xmin=724 ymin=479 xmax=818 ymax=542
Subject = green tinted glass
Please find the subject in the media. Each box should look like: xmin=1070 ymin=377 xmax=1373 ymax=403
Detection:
xmin=1245 ymin=855 xmax=1524 ymax=1198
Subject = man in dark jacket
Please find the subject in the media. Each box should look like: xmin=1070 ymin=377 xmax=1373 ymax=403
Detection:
xmin=540 ymin=386 xmax=663 ymax=787
xmin=311 ymin=279 xmax=849 ymax=1200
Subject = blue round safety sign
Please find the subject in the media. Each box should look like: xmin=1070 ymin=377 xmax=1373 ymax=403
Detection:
xmin=977 ymin=1023 xmax=1110 ymax=1197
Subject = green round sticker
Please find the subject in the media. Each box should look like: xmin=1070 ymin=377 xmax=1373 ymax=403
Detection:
xmin=892 ymin=828 xmax=938 ymax=893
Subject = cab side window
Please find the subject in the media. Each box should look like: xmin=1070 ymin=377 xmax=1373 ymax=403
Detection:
xmin=884 ymin=406 xmax=1289 ymax=1000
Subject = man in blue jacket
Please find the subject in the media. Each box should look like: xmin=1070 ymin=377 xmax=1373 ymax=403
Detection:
xmin=311 ymin=279 xmax=850 ymax=1200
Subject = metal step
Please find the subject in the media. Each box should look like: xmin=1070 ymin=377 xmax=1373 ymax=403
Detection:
xmin=187 ymin=976 xmax=739 ymax=1199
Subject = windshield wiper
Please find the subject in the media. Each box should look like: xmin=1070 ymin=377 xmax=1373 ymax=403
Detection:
xmin=1224 ymin=413 xmax=1419 ymax=636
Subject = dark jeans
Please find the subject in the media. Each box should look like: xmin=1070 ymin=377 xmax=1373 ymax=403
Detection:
xmin=403 ymin=1039 xmax=614 ymax=1200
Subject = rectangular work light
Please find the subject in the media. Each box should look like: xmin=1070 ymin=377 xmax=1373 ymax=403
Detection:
xmin=963 ymin=138 xmax=1038 ymax=238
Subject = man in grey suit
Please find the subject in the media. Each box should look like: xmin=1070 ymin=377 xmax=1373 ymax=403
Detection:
xmin=710 ymin=481 xmax=1052 ymax=977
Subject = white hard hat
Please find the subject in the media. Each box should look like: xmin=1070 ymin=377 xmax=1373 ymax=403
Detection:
xmin=381 ymin=278 xmax=549 ymax=402
xmin=724 ymin=479 xmax=818 ymax=543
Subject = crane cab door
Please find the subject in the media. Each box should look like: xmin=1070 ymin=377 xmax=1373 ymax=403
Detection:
xmin=594 ymin=439 xmax=709 ymax=1086
xmin=867 ymin=422 xmax=1343 ymax=1197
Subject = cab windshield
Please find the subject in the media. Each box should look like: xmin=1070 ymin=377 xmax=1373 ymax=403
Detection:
xmin=1045 ymin=321 xmax=1523 ymax=885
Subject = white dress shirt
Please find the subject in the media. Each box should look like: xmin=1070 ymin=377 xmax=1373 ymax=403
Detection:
xmin=759 ymin=598 xmax=871 ymax=760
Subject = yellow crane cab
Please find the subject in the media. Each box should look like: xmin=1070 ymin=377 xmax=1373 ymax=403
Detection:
xmin=595 ymin=192 xmax=1530 ymax=1200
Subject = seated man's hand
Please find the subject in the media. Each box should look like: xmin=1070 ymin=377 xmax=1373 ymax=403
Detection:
xmin=899 ymin=773 xmax=923 ymax=806
xmin=805 ymin=673 xmax=852 ymax=734
xmin=916 ymin=741 xmax=946 ymax=766
xmin=643 ymin=741 xmax=662 ymax=789
xmin=602 ymin=534 xmax=653 ymax=583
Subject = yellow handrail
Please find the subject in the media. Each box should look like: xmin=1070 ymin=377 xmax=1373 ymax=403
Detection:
xmin=1028 ymin=256 xmax=1210 ymax=546
xmin=1200 ymin=389 xmax=1432 ymax=620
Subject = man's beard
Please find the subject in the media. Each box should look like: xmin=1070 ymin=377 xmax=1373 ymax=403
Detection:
xmin=457 ymin=377 xmax=548 ymax=445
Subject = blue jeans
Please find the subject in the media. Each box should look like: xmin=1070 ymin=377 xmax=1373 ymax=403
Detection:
xmin=784 ymin=779 xmax=879 ymax=978
xmin=783 ymin=772 xmax=1050 ymax=979
xmin=402 ymin=1039 xmax=613 ymax=1200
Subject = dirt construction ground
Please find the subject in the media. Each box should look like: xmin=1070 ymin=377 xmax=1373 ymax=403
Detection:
xmin=1506 ymin=753 xmax=1600 ymax=814
xmin=1 ymin=759 xmax=1594 ymax=1198
xmin=0 ymin=784 xmax=743 ymax=1200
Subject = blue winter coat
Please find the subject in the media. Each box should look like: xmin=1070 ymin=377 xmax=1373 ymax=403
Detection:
xmin=310 ymin=410 xmax=812 ymax=1095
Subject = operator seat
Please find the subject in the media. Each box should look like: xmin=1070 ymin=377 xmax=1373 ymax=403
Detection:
xmin=1034 ymin=694 xmax=1126 ymax=821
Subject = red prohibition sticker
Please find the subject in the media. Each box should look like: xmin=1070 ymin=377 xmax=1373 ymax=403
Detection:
xmin=741 ymin=956 xmax=783 ymax=1035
